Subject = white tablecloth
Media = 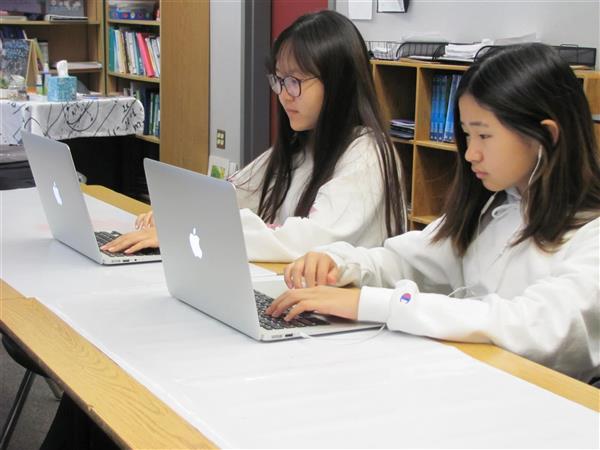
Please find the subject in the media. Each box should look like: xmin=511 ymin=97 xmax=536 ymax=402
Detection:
xmin=1 ymin=188 xmax=598 ymax=449
xmin=0 ymin=96 xmax=144 ymax=145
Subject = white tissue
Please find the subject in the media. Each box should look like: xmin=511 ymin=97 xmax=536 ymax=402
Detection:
xmin=56 ymin=60 xmax=69 ymax=77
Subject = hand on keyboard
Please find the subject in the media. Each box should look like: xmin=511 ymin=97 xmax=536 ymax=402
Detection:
xmin=100 ymin=228 xmax=159 ymax=254
xmin=265 ymin=286 xmax=360 ymax=322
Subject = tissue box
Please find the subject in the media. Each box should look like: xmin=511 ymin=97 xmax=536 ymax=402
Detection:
xmin=47 ymin=76 xmax=77 ymax=102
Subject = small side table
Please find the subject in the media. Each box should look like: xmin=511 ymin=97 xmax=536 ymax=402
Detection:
xmin=0 ymin=96 xmax=144 ymax=145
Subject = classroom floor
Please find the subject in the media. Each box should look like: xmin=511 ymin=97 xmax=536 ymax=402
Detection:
xmin=0 ymin=333 xmax=59 ymax=450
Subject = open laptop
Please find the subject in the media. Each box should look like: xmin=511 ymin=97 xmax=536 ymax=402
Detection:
xmin=144 ymin=158 xmax=379 ymax=341
xmin=21 ymin=131 xmax=161 ymax=265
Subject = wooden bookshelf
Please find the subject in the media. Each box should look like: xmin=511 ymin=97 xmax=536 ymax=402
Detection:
xmin=372 ymin=60 xmax=600 ymax=229
xmin=104 ymin=1 xmax=210 ymax=174
xmin=0 ymin=0 xmax=105 ymax=93
xmin=105 ymin=1 xmax=161 ymax=144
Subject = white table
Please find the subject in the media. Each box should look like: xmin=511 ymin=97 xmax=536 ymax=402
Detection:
xmin=1 ymin=188 xmax=598 ymax=448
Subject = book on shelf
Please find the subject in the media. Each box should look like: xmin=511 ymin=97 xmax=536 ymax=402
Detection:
xmin=126 ymin=81 xmax=160 ymax=137
xmin=0 ymin=38 xmax=34 ymax=86
xmin=427 ymin=73 xmax=463 ymax=143
xmin=429 ymin=74 xmax=450 ymax=141
xmin=37 ymin=40 xmax=49 ymax=65
xmin=442 ymin=74 xmax=461 ymax=143
xmin=124 ymin=31 xmax=137 ymax=74
xmin=136 ymin=32 xmax=155 ymax=77
xmin=429 ymin=75 xmax=439 ymax=141
xmin=108 ymin=26 xmax=160 ymax=78
xmin=145 ymin=36 xmax=159 ymax=76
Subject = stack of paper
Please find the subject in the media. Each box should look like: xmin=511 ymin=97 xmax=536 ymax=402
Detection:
xmin=442 ymin=34 xmax=537 ymax=62
xmin=443 ymin=39 xmax=493 ymax=61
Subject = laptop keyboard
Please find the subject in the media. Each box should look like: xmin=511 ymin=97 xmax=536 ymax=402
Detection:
xmin=254 ymin=290 xmax=330 ymax=330
xmin=95 ymin=231 xmax=161 ymax=257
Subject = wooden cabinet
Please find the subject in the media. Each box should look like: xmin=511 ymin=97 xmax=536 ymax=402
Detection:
xmin=159 ymin=0 xmax=209 ymax=174
xmin=372 ymin=60 xmax=600 ymax=230
xmin=0 ymin=0 xmax=105 ymax=93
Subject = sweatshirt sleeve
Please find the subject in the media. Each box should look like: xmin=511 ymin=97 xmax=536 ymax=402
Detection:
xmin=322 ymin=217 xmax=463 ymax=291
xmin=356 ymin=219 xmax=600 ymax=381
xmin=241 ymin=134 xmax=389 ymax=262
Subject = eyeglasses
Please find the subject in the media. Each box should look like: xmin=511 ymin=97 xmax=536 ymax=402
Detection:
xmin=267 ymin=74 xmax=317 ymax=98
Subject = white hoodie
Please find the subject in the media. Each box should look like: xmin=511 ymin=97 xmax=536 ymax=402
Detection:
xmin=321 ymin=188 xmax=600 ymax=382
xmin=231 ymin=133 xmax=395 ymax=262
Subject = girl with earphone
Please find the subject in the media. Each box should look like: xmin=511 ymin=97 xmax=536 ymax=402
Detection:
xmin=266 ymin=43 xmax=600 ymax=383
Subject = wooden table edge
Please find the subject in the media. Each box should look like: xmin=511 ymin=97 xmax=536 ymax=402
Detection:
xmin=0 ymin=297 xmax=217 ymax=449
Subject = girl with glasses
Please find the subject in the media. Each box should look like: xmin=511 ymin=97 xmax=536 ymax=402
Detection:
xmin=103 ymin=10 xmax=407 ymax=262
xmin=266 ymin=43 xmax=600 ymax=382
xmin=41 ymin=11 xmax=408 ymax=449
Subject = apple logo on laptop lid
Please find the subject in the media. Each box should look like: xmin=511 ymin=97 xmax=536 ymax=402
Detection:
xmin=52 ymin=181 xmax=63 ymax=206
xmin=188 ymin=227 xmax=203 ymax=259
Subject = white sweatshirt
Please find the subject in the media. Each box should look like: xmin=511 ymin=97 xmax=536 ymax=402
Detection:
xmin=230 ymin=133 xmax=392 ymax=262
xmin=321 ymin=188 xmax=600 ymax=382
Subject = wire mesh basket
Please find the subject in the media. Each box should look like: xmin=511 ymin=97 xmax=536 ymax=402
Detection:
xmin=554 ymin=45 xmax=596 ymax=67
xmin=366 ymin=41 xmax=447 ymax=61
xmin=397 ymin=41 xmax=447 ymax=59
xmin=365 ymin=41 xmax=402 ymax=60
xmin=474 ymin=44 xmax=597 ymax=67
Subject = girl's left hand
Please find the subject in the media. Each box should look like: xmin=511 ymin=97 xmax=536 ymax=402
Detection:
xmin=265 ymin=286 xmax=360 ymax=322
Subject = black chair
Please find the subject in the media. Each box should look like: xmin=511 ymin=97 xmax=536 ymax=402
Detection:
xmin=0 ymin=145 xmax=34 ymax=190
xmin=0 ymin=335 xmax=63 ymax=450
xmin=0 ymin=145 xmax=61 ymax=450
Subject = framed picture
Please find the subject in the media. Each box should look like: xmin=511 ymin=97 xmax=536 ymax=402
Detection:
xmin=377 ymin=0 xmax=409 ymax=13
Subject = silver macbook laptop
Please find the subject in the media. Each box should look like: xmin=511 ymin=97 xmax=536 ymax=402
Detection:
xmin=144 ymin=158 xmax=379 ymax=341
xmin=21 ymin=131 xmax=161 ymax=265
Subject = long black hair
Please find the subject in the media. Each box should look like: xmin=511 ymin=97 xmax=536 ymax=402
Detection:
xmin=258 ymin=10 xmax=406 ymax=237
xmin=433 ymin=43 xmax=600 ymax=255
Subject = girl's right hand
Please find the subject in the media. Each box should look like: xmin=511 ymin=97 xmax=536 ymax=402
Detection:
xmin=284 ymin=252 xmax=339 ymax=289
xmin=135 ymin=211 xmax=155 ymax=230
xmin=100 ymin=228 xmax=159 ymax=254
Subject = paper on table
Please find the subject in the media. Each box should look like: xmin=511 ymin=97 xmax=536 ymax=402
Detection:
xmin=348 ymin=0 xmax=372 ymax=20
xmin=45 ymin=286 xmax=599 ymax=449
xmin=3 ymin=188 xmax=598 ymax=448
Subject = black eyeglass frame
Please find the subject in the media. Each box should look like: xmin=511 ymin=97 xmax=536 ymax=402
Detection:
xmin=267 ymin=74 xmax=318 ymax=98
